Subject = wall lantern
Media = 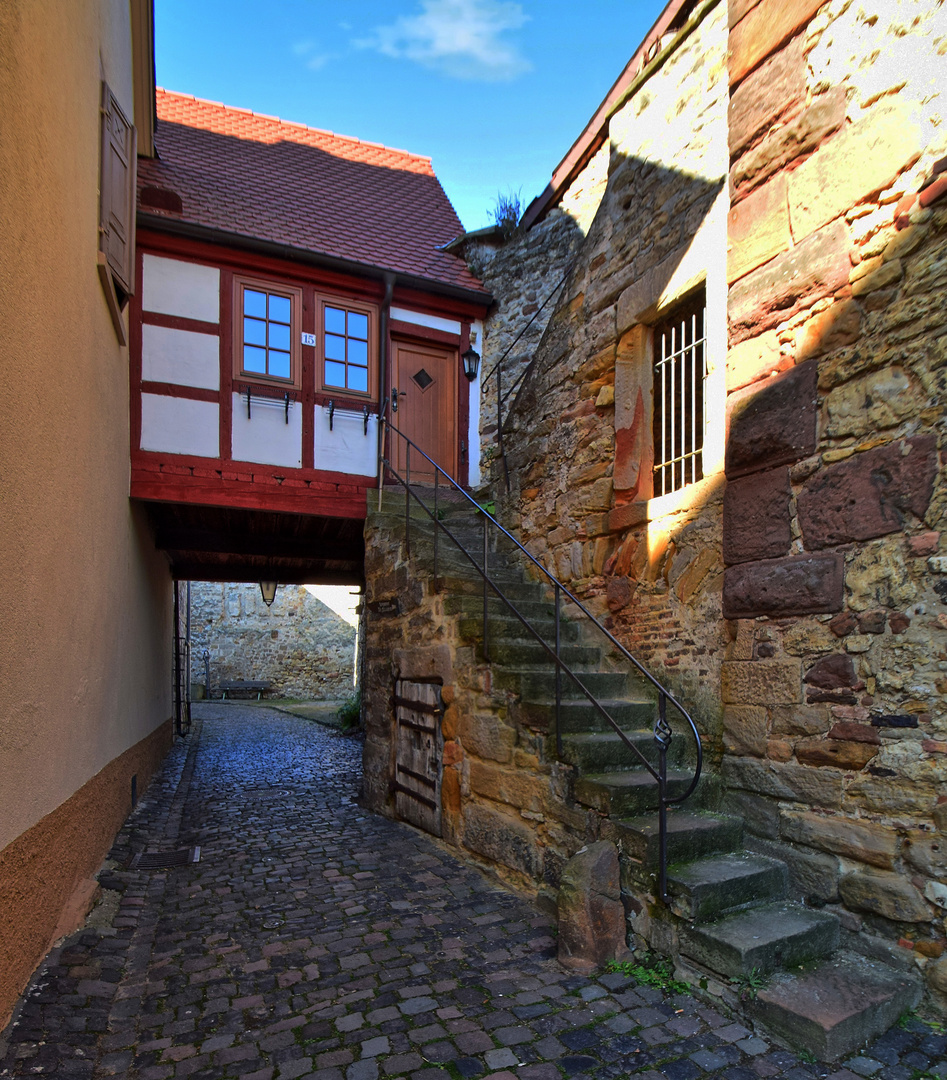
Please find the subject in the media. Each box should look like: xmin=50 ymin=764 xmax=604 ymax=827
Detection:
xmin=259 ymin=581 xmax=278 ymax=607
xmin=462 ymin=345 xmax=480 ymax=382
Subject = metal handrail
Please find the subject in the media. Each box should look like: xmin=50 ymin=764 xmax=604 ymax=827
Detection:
xmin=382 ymin=420 xmax=702 ymax=904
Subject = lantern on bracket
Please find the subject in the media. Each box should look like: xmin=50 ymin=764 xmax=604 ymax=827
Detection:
xmin=462 ymin=345 xmax=480 ymax=382
xmin=259 ymin=581 xmax=278 ymax=607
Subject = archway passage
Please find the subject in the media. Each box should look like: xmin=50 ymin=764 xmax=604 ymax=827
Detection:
xmin=143 ymin=501 xmax=366 ymax=587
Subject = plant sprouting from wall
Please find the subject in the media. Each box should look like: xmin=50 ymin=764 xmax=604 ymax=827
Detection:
xmin=491 ymin=188 xmax=523 ymax=239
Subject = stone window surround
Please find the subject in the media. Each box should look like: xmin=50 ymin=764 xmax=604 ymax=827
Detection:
xmin=611 ymin=194 xmax=727 ymax=530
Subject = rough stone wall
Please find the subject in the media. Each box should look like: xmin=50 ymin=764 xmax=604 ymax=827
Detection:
xmin=360 ymin=511 xmax=591 ymax=901
xmin=188 ymin=583 xmax=356 ymax=700
xmin=465 ymin=212 xmax=586 ymax=470
xmin=500 ymin=0 xmax=732 ymax=735
xmin=720 ymin=0 xmax=947 ymax=997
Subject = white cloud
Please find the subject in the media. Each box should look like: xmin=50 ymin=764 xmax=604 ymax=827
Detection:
xmin=293 ymin=39 xmax=336 ymax=71
xmin=356 ymin=0 xmax=530 ymax=81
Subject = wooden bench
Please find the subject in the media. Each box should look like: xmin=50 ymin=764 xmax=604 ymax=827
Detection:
xmin=218 ymin=680 xmax=272 ymax=701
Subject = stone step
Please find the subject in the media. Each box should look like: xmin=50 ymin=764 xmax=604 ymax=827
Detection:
xmin=481 ymin=640 xmax=603 ymax=669
xmin=444 ymin=593 xmax=556 ymax=621
xmin=560 ymin=729 xmax=686 ymax=772
xmin=421 ymin=567 xmax=546 ymax=603
xmin=574 ymin=768 xmax=698 ymax=817
xmin=666 ymin=853 xmax=788 ymax=921
xmin=455 ymin=613 xmax=584 ymax=643
xmin=520 ymin=697 xmax=656 ymax=733
xmin=497 ymin=668 xmax=632 ymax=700
xmin=679 ymin=901 xmax=840 ymax=979
xmin=612 ymin=811 xmax=743 ymax=869
xmin=746 ymin=951 xmax=922 ymax=1062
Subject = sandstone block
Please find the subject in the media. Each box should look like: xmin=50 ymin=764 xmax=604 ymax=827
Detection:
xmin=794 ymin=737 xmax=879 ymax=771
xmin=723 ymin=467 xmax=791 ymax=565
xmin=460 ymin=713 xmax=515 ymax=763
xmin=847 ymin=777 xmax=939 ymax=814
xmin=730 ymin=87 xmax=846 ymax=200
xmin=673 ymin=547 xmax=718 ymax=603
xmin=728 ymin=35 xmax=805 ymax=156
xmin=725 ymin=360 xmax=818 ymax=477
xmin=723 ymin=552 xmax=844 ymax=619
xmin=805 ymin=654 xmax=856 ymax=690
xmin=824 ymin=367 xmax=920 ymax=440
xmin=729 ymin=220 xmax=851 ymax=343
xmin=789 ymin=102 xmax=923 ymax=240
xmin=724 ymin=790 xmax=781 ymax=839
xmin=927 ymin=956 xmax=947 ymax=997
xmin=722 ymin=659 xmax=801 ymax=705
xmin=902 ymin=831 xmax=947 ymax=881
xmin=828 ymin=722 xmax=880 ymax=745
xmin=777 ymin=812 xmax=894 ymax=868
xmin=797 ymin=436 xmax=938 ymax=550
xmin=722 ymin=755 xmax=843 ymax=807
xmin=729 ymin=0 xmax=824 ymax=86
xmin=462 ymin=803 xmax=542 ymax=879
xmin=726 ymin=330 xmax=790 ymax=392
xmin=839 ymin=870 xmax=933 ymax=924
xmin=557 ymin=841 xmax=628 ymax=972
xmin=795 ymin=299 xmax=862 ymax=362
xmin=851 ymin=258 xmax=903 ymax=297
xmin=771 ymin=704 xmax=831 ymax=737
xmin=469 ymin=760 xmax=546 ymax=813
xmin=723 ymin=705 xmax=768 ymax=757
xmin=728 ymin=173 xmax=791 ymax=283
xmin=393 ymin=645 xmax=453 ymax=684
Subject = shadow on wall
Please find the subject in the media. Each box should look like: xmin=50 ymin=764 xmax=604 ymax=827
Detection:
xmin=188 ymin=582 xmax=356 ymax=700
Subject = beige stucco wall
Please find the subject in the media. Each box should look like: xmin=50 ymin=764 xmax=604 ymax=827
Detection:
xmin=0 ymin=0 xmax=172 ymax=976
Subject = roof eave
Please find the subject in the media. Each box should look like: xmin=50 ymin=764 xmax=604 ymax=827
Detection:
xmin=137 ymin=212 xmax=493 ymax=309
xmin=521 ymin=0 xmax=714 ymax=231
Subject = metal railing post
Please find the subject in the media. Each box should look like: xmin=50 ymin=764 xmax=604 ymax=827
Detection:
xmin=434 ymin=469 xmax=439 ymax=592
xmin=657 ymin=693 xmax=670 ymax=904
xmin=482 ymin=510 xmax=489 ymax=663
xmin=555 ymin=583 xmax=562 ymax=760
xmin=405 ymin=443 xmax=411 ymax=556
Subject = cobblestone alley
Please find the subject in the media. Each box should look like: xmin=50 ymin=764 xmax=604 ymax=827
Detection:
xmin=1 ymin=705 xmax=944 ymax=1080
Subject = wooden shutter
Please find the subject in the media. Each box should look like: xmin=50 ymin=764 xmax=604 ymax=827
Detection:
xmin=100 ymin=83 xmax=136 ymax=296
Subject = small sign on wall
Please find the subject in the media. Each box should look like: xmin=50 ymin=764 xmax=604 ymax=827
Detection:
xmin=301 ymin=332 xmax=316 ymax=347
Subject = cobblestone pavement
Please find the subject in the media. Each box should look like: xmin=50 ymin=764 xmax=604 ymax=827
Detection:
xmin=2 ymin=705 xmax=944 ymax=1080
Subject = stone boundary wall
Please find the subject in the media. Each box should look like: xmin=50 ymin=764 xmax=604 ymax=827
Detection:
xmin=719 ymin=0 xmax=947 ymax=1004
xmin=187 ymin=583 xmax=356 ymax=700
xmin=499 ymin=0 xmax=731 ymax=735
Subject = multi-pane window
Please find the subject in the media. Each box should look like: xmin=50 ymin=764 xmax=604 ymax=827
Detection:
xmin=233 ymin=277 xmax=301 ymax=389
xmin=652 ymin=292 xmax=707 ymax=496
xmin=322 ymin=302 xmax=372 ymax=395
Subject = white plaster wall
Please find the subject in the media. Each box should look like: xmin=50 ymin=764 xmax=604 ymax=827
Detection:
xmin=231 ymin=393 xmax=303 ymax=468
xmin=142 ymin=324 xmax=220 ymax=389
xmin=140 ymin=394 xmax=219 ymax=457
xmin=142 ymin=254 xmax=220 ymax=323
xmin=314 ymin=406 xmax=378 ymax=477
xmin=391 ymin=307 xmax=461 ymax=335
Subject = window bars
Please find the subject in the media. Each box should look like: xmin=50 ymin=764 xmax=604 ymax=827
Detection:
xmin=652 ymin=293 xmax=707 ymax=497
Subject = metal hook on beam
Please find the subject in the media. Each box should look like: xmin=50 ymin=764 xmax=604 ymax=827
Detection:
xmin=246 ymin=386 xmax=251 ymax=420
xmin=328 ymin=400 xmax=335 ymax=432
xmin=363 ymin=405 xmax=369 ymax=435
xmin=284 ymin=393 xmax=290 ymax=425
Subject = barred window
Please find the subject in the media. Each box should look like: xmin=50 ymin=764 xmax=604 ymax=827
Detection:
xmin=652 ymin=292 xmax=707 ymax=496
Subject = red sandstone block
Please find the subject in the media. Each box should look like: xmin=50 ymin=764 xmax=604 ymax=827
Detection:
xmin=923 ymin=740 xmax=947 ymax=754
xmin=222 ymin=471 xmax=252 ymax=482
xmin=191 ymin=467 xmax=219 ymax=478
xmin=919 ymin=173 xmax=947 ymax=208
xmin=729 ymin=37 xmax=805 ymax=157
xmin=797 ymin=436 xmax=938 ymax=550
xmin=252 ymin=474 xmax=279 ymax=485
xmin=723 ymin=552 xmax=844 ymax=619
xmin=725 ymin=360 xmax=818 ymax=478
xmin=908 ymin=531 xmax=939 ymax=556
xmin=280 ymin=478 xmax=307 ymax=488
xmin=728 ymin=174 xmax=791 ymax=283
xmin=729 ymin=0 xmax=824 ymax=86
xmin=723 ymin=468 xmax=792 ymax=565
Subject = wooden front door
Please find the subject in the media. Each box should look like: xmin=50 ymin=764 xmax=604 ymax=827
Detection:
xmin=392 ymin=340 xmax=457 ymax=482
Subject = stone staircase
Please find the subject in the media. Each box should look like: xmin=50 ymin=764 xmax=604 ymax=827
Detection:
xmin=378 ymin=493 xmax=921 ymax=1061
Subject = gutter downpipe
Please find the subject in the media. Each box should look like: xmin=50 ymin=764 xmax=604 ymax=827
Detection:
xmin=377 ymin=274 xmax=396 ymax=512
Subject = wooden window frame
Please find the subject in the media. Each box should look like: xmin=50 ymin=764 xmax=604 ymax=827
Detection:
xmin=317 ymin=294 xmax=378 ymax=401
xmin=98 ymin=82 xmax=137 ymax=344
xmin=232 ymin=275 xmax=303 ymax=391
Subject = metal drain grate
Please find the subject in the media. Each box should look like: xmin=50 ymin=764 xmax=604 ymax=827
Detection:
xmin=129 ymin=846 xmax=201 ymax=870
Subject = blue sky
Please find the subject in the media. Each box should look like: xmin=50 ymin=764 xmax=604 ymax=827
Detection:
xmin=155 ymin=0 xmax=668 ymax=232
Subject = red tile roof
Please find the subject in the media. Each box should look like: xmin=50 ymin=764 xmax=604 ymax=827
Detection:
xmin=139 ymin=90 xmax=486 ymax=297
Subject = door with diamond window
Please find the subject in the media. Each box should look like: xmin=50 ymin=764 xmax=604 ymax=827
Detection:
xmin=392 ymin=340 xmax=457 ymax=481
